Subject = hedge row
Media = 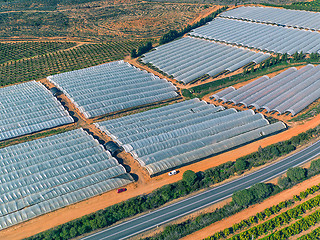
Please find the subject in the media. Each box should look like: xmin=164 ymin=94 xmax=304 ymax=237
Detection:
xmin=144 ymin=182 xmax=280 ymax=240
xmin=266 ymin=209 xmax=320 ymax=240
xmin=229 ymin=191 xmax=320 ymax=240
xmin=202 ymin=125 xmax=320 ymax=186
xmin=208 ymin=183 xmax=320 ymax=240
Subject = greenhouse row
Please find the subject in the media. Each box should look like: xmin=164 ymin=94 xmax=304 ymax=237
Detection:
xmin=189 ymin=18 xmax=320 ymax=55
xmin=96 ymin=99 xmax=286 ymax=175
xmin=221 ymin=6 xmax=320 ymax=30
xmin=0 ymin=129 xmax=133 ymax=230
xmin=212 ymin=64 xmax=320 ymax=116
xmin=0 ymin=81 xmax=73 ymax=141
xmin=48 ymin=60 xmax=178 ymax=118
xmin=141 ymin=37 xmax=270 ymax=84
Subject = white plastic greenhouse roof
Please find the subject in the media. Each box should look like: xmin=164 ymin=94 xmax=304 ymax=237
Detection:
xmin=0 ymin=128 xmax=133 ymax=230
xmin=0 ymin=81 xmax=73 ymax=141
xmin=221 ymin=6 xmax=320 ymax=30
xmin=95 ymin=99 xmax=286 ymax=175
xmin=189 ymin=18 xmax=320 ymax=55
xmin=141 ymin=37 xmax=270 ymax=84
xmin=212 ymin=64 xmax=320 ymax=116
xmin=47 ymin=60 xmax=178 ymax=118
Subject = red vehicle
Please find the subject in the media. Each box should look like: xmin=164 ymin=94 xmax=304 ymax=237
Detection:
xmin=117 ymin=188 xmax=127 ymax=193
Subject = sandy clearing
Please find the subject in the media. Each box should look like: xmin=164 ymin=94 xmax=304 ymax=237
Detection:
xmin=182 ymin=174 xmax=320 ymax=240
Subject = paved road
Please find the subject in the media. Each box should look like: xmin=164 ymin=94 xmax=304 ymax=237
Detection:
xmin=82 ymin=139 xmax=320 ymax=240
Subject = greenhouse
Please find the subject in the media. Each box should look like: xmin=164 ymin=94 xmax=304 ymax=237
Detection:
xmin=212 ymin=64 xmax=320 ymax=116
xmin=221 ymin=6 xmax=320 ymax=30
xmin=141 ymin=37 xmax=270 ymax=84
xmin=0 ymin=81 xmax=73 ymax=141
xmin=48 ymin=60 xmax=178 ymax=118
xmin=0 ymin=129 xmax=133 ymax=230
xmin=189 ymin=18 xmax=320 ymax=55
xmin=95 ymin=99 xmax=286 ymax=175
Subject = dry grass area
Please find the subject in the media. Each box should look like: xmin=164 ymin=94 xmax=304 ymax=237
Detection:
xmin=0 ymin=0 xmax=213 ymax=41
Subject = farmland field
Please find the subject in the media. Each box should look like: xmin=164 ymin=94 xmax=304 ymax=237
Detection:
xmin=0 ymin=41 xmax=76 ymax=65
xmin=0 ymin=41 xmax=146 ymax=86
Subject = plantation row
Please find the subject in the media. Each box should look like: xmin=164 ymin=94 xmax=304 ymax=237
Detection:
xmin=266 ymin=210 xmax=320 ymax=240
xmin=299 ymin=225 xmax=320 ymax=239
xmin=230 ymin=194 xmax=320 ymax=240
xmin=0 ymin=41 xmax=76 ymax=65
xmin=0 ymin=41 xmax=145 ymax=86
xmin=208 ymin=183 xmax=320 ymax=240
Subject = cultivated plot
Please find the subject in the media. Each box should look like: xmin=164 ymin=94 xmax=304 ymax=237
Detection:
xmin=95 ymin=99 xmax=286 ymax=175
xmin=48 ymin=60 xmax=178 ymax=118
xmin=221 ymin=6 xmax=320 ymax=30
xmin=142 ymin=37 xmax=270 ymax=84
xmin=189 ymin=18 xmax=320 ymax=55
xmin=0 ymin=81 xmax=73 ymax=141
xmin=0 ymin=128 xmax=133 ymax=230
xmin=212 ymin=64 xmax=320 ymax=116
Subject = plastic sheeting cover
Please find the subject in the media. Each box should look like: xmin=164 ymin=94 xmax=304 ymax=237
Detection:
xmin=213 ymin=64 xmax=320 ymax=116
xmin=141 ymin=37 xmax=270 ymax=84
xmin=0 ymin=81 xmax=74 ymax=141
xmin=48 ymin=61 xmax=178 ymax=118
xmin=0 ymin=128 xmax=133 ymax=230
xmin=96 ymin=99 xmax=286 ymax=175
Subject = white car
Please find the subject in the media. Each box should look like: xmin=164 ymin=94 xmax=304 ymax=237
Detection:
xmin=168 ymin=170 xmax=178 ymax=176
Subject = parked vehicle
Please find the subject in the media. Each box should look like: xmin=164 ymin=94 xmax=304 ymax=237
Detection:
xmin=117 ymin=188 xmax=127 ymax=193
xmin=168 ymin=170 xmax=178 ymax=176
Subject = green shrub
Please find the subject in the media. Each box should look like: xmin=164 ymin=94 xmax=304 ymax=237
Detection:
xmin=287 ymin=167 xmax=307 ymax=182
xmin=183 ymin=170 xmax=197 ymax=186
xmin=278 ymin=176 xmax=290 ymax=189
xmin=235 ymin=159 xmax=248 ymax=172
xmin=232 ymin=189 xmax=255 ymax=207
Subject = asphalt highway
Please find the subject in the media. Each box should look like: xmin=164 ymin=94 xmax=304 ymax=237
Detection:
xmin=82 ymin=139 xmax=320 ymax=240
